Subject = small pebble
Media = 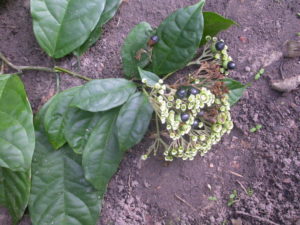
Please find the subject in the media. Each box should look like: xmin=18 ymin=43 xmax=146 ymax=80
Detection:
xmin=244 ymin=66 xmax=251 ymax=72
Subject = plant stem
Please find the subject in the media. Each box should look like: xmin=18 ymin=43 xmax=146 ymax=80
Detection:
xmin=0 ymin=51 xmax=91 ymax=81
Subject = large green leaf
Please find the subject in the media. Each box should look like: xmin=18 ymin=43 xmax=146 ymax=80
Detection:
xmin=82 ymin=108 xmax=123 ymax=195
xmin=0 ymin=75 xmax=34 ymax=171
xmin=0 ymin=168 xmax=31 ymax=225
xmin=138 ymin=67 xmax=160 ymax=87
xmin=31 ymin=0 xmax=106 ymax=58
xmin=64 ymin=108 xmax=102 ymax=154
xmin=29 ymin=129 xmax=101 ymax=225
xmin=74 ymin=0 xmax=122 ymax=56
xmin=151 ymin=0 xmax=205 ymax=75
xmin=71 ymin=79 xmax=136 ymax=112
xmin=43 ymin=86 xmax=81 ymax=149
xmin=121 ymin=22 xmax=154 ymax=78
xmin=200 ymin=12 xmax=237 ymax=46
xmin=117 ymin=92 xmax=153 ymax=151
xmin=223 ymin=78 xmax=246 ymax=106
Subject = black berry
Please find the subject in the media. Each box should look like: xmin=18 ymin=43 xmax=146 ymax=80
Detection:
xmin=227 ymin=61 xmax=236 ymax=70
xmin=151 ymin=35 xmax=159 ymax=43
xmin=215 ymin=41 xmax=225 ymax=51
xmin=197 ymin=111 xmax=205 ymax=117
xmin=176 ymin=88 xmax=187 ymax=99
xmin=181 ymin=113 xmax=190 ymax=122
xmin=188 ymin=87 xmax=200 ymax=95
xmin=192 ymin=119 xmax=200 ymax=129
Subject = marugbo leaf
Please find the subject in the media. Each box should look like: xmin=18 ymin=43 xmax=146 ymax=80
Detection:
xmin=138 ymin=67 xmax=160 ymax=87
xmin=122 ymin=22 xmax=154 ymax=78
xmin=29 ymin=128 xmax=101 ymax=225
xmin=82 ymin=108 xmax=123 ymax=195
xmin=31 ymin=0 xmax=106 ymax=58
xmin=117 ymin=92 xmax=153 ymax=151
xmin=74 ymin=0 xmax=122 ymax=56
xmin=151 ymin=0 xmax=205 ymax=75
xmin=64 ymin=108 xmax=102 ymax=154
xmin=71 ymin=78 xmax=136 ymax=112
xmin=43 ymin=86 xmax=81 ymax=149
xmin=223 ymin=78 xmax=246 ymax=106
xmin=200 ymin=12 xmax=237 ymax=46
xmin=0 ymin=75 xmax=34 ymax=171
xmin=0 ymin=168 xmax=31 ymax=225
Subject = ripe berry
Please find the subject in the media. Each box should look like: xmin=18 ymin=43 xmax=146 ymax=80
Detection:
xmin=181 ymin=113 xmax=190 ymax=122
xmin=215 ymin=41 xmax=225 ymax=51
xmin=197 ymin=111 xmax=205 ymax=117
xmin=188 ymin=87 xmax=200 ymax=95
xmin=148 ymin=35 xmax=159 ymax=46
xmin=227 ymin=61 xmax=236 ymax=70
xmin=192 ymin=119 xmax=200 ymax=129
xmin=176 ymin=88 xmax=187 ymax=99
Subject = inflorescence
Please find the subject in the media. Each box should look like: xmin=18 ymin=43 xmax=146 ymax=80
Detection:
xmin=142 ymin=37 xmax=235 ymax=161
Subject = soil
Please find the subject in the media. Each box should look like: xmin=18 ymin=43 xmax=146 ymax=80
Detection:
xmin=0 ymin=0 xmax=300 ymax=225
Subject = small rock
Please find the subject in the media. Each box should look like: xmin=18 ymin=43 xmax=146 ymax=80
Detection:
xmin=231 ymin=218 xmax=243 ymax=225
xmin=244 ymin=66 xmax=251 ymax=72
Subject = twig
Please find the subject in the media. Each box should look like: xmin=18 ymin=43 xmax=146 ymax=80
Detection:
xmin=236 ymin=180 xmax=247 ymax=194
xmin=174 ymin=193 xmax=196 ymax=211
xmin=0 ymin=51 xmax=92 ymax=81
xmin=228 ymin=170 xmax=244 ymax=178
xmin=236 ymin=211 xmax=280 ymax=225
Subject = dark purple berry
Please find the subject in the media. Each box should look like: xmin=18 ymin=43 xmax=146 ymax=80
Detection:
xmin=188 ymin=87 xmax=200 ymax=95
xmin=176 ymin=88 xmax=187 ymax=99
xmin=192 ymin=119 xmax=200 ymax=129
xmin=181 ymin=113 xmax=190 ymax=122
xmin=197 ymin=111 xmax=205 ymax=117
xmin=215 ymin=41 xmax=225 ymax=51
xmin=227 ymin=61 xmax=236 ymax=70
xmin=151 ymin=35 xmax=159 ymax=43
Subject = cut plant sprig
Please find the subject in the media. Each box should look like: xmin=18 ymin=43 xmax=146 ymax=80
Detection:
xmin=0 ymin=51 xmax=91 ymax=81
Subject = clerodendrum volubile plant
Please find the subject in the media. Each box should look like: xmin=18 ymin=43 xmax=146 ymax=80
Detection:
xmin=0 ymin=1 xmax=245 ymax=224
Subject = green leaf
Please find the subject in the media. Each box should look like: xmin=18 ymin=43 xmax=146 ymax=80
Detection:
xmin=29 ymin=129 xmax=101 ymax=225
xmin=64 ymin=108 xmax=102 ymax=154
xmin=82 ymin=108 xmax=123 ymax=194
xmin=200 ymin=12 xmax=237 ymax=46
xmin=138 ymin=67 xmax=160 ymax=87
xmin=43 ymin=86 xmax=81 ymax=149
xmin=151 ymin=0 xmax=205 ymax=75
xmin=121 ymin=22 xmax=154 ymax=78
xmin=223 ymin=78 xmax=246 ymax=106
xmin=74 ymin=0 xmax=122 ymax=56
xmin=71 ymin=79 xmax=136 ymax=112
xmin=31 ymin=0 xmax=106 ymax=58
xmin=0 ymin=168 xmax=31 ymax=225
xmin=117 ymin=92 xmax=153 ymax=151
xmin=0 ymin=74 xmax=34 ymax=171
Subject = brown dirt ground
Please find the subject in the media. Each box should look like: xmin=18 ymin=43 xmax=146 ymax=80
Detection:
xmin=0 ymin=0 xmax=300 ymax=224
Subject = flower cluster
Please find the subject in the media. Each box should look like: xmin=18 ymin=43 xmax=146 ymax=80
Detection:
xmin=143 ymin=77 xmax=233 ymax=161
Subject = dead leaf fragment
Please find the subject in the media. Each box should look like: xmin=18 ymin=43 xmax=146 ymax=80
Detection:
xmin=270 ymin=75 xmax=300 ymax=92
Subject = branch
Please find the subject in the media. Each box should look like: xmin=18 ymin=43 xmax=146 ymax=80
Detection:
xmin=0 ymin=51 xmax=91 ymax=81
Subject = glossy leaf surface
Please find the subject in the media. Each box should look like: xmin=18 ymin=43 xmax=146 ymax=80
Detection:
xmin=82 ymin=108 xmax=123 ymax=195
xmin=29 ymin=129 xmax=101 ymax=225
xmin=138 ymin=67 xmax=160 ymax=87
xmin=117 ymin=92 xmax=153 ymax=151
xmin=64 ymin=108 xmax=102 ymax=154
xmin=0 ymin=168 xmax=31 ymax=225
xmin=122 ymin=22 xmax=154 ymax=78
xmin=223 ymin=78 xmax=246 ymax=106
xmin=31 ymin=0 xmax=106 ymax=58
xmin=71 ymin=79 xmax=136 ymax=112
xmin=74 ymin=0 xmax=122 ymax=56
xmin=200 ymin=12 xmax=237 ymax=46
xmin=151 ymin=0 xmax=205 ymax=75
xmin=43 ymin=87 xmax=81 ymax=149
xmin=0 ymin=75 xmax=34 ymax=171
